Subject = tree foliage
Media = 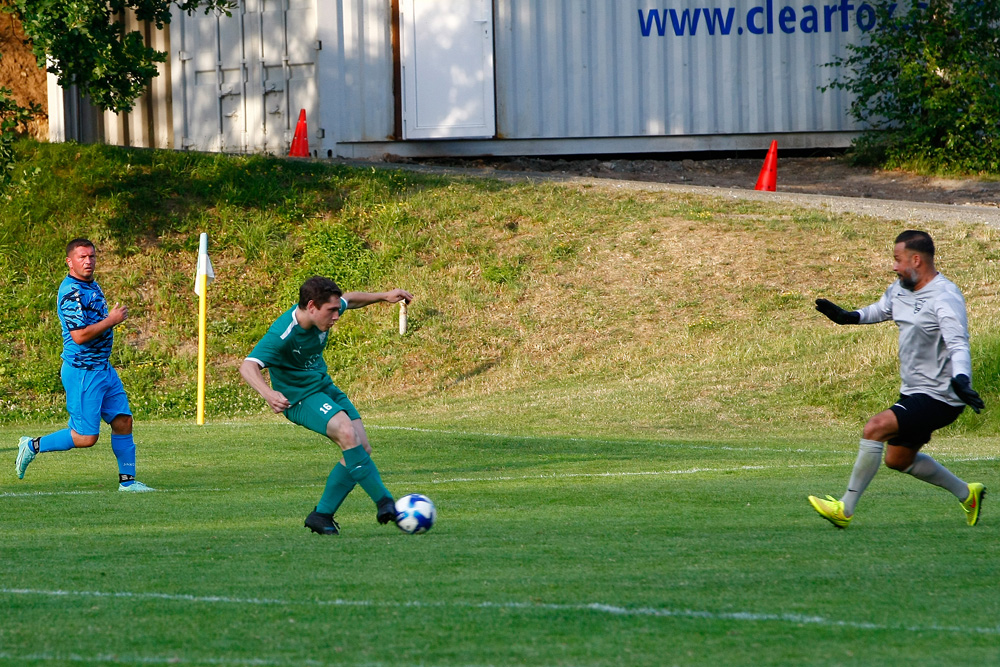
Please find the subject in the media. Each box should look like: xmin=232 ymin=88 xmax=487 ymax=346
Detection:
xmin=826 ymin=0 xmax=1000 ymax=172
xmin=0 ymin=0 xmax=230 ymax=182
xmin=0 ymin=87 xmax=40 ymax=185
xmin=10 ymin=0 xmax=231 ymax=114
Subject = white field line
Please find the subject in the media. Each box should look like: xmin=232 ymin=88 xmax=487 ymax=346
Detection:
xmin=2 ymin=456 xmax=994 ymax=498
xmin=426 ymin=461 xmax=848 ymax=484
xmin=0 ymin=650 xmax=330 ymax=667
xmin=198 ymin=421 xmax=850 ymax=455
xmin=0 ymin=462 xmax=847 ymax=498
xmin=0 ymin=488 xmax=225 ymax=499
xmin=22 ymin=421 xmax=997 ymax=459
xmin=366 ymin=424 xmax=840 ymax=454
xmin=425 ymin=455 xmax=998 ymax=484
xmin=368 ymin=426 xmax=1000 ymax=461
xmin=1 ymin=587 xmax=997 ymax=637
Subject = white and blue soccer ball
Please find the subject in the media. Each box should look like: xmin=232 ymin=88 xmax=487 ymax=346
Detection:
xmin=395 ymin=493 xmax=436 ymax=534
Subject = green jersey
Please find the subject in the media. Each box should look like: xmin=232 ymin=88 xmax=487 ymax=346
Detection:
xmin=247 ymin=299 xmax=347 ymax=406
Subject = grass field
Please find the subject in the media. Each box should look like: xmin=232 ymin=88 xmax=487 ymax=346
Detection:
xmin=1 ymin=419 xmax=997 ymax=666
xmin=3 ymin=142 xmax=1000 ymax=665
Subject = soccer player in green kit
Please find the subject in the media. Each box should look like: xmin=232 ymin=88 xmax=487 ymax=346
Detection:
xmin=240 ymin=276 xmax=413 ymax=535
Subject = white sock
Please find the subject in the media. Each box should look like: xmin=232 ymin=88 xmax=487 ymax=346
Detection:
xmin=903 ymin=453 xmax=969 ymax=500
xmin=841 ymin=439 xmax=884 ymax=516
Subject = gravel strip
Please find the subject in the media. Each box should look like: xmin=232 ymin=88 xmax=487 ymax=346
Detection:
xmin=360 ymin=160 xmax=1000 ymax=229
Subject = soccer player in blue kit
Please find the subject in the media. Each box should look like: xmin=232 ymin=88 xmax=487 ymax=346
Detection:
xmin=239 ymin=276 xmax=413 ymax=535
xmin=809 ymin=230 xmax=985 ymax=528
xmin=15 ymin=238 xmax=153 ymax=491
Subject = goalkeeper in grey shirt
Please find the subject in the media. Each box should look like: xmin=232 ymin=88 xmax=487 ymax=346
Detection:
xmin=808 ymin=230 xmax=986 ymax=528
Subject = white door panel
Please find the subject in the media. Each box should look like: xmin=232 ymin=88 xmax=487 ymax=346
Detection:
xmin=401 ymin=0 xmax=496 ymax=139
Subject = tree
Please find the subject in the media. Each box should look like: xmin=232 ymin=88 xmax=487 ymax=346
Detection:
xmin=10 ymin=0 xmax=230 ymax=114
xmin=825 ymin=0 xmax=1000 ymax=172
xmin=0 ymin=84 xmax=39 ymax=184
xmin=0 ymin=0 xmax=231 ymax=182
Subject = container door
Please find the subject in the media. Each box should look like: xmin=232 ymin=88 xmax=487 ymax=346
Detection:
xmin=173 ymin=0 xmax=320 ymax=154
xmin=256 ymin=0 xmax=321 ymax=154
xmin=400 ymin=0 xmax=495 ymax=139
xmin=175 ymin=3 xmax=252 ymax=152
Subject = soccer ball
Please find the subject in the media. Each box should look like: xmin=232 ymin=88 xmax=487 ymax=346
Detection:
xmin=394 ymin=493 xmax=436 ymax=534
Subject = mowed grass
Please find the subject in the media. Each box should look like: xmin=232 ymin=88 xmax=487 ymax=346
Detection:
xmin=1 ymin=421 xmax=998 ymax=666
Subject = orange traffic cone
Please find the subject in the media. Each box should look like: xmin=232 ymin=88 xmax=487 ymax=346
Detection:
xmin=754 ymin=140 xmax=777 ymax=191
xmin=289 ymin=109 xmax=310 ymax=158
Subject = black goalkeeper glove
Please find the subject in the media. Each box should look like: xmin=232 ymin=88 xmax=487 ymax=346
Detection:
xmin=815 ymin=298 xmax=861 ymax=325
xmin=951 ymin=374 xmax=985 ymax=414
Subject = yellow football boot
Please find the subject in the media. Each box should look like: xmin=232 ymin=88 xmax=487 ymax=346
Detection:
xmin=807 ymin=494 xmax=852 ymax=529
xmin=961 ymin=483 xmax=986 ymax=527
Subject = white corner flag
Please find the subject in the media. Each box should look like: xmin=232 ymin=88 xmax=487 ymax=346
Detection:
xmin=194 ymin=233 xmax=215 ymax=297
xmin=194 ymin=232 xmax=214 ymax=425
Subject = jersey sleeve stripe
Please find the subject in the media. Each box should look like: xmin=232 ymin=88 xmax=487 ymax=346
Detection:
xmin=278 ymin=321 xmax=296 ymax=340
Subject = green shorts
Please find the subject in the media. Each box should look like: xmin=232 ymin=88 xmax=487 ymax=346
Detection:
xmin=285 ymin=386 xmax=360 ymax=436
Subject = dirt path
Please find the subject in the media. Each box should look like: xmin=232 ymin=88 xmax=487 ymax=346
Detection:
xmin=379 ymin=155 xmax=1000 ymax=228
xmin=0 ymin=12 xmax=48 ymax=140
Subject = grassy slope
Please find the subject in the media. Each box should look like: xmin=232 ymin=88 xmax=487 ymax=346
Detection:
xmin=2 ymin=140 xmax=1000 ymax=441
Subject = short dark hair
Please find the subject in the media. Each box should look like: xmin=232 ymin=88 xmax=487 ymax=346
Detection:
xmin=66 ymin=238 xmax=95 ymax=256
xmin=894 ymin=230 xmax=934 ymax=258
xmin=298 ymin=276 xmax=342 ymax=308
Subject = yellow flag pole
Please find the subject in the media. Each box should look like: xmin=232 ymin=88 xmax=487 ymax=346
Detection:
xmin=197 ymin=271 xmax=208 ymax=425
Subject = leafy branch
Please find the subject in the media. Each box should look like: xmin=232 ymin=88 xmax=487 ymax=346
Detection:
xmin=11 ymin=0 xmax=233 ymax=114
xmin=824 ymin=0 xmax=1000 ymax=172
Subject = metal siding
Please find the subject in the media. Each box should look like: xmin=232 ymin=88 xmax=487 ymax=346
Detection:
xmin=316 ymin=0 xmax=344 ymax=152
xmin=49 ymin=0 xmax=867 ymax=157
xmin=493 ymin=0 xmax=863 ymax=140
xmin=590 ymin=2 xmax=615 ymax=136
xmin=362 ymin=0 xmax=393 ymax=141
xmin=52 ymin=12 xmax=174 ymax=149
xmin=336 ymin=0 xmax=394 ymax=142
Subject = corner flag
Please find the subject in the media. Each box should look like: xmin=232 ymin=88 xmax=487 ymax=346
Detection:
xmin=195 ymin=233 xmax=214 ymax=425
xmin=194 ymin=233 xmax=215 ymax=297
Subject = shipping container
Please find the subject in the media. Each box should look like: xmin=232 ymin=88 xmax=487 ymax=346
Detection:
xmin=50 ymin=0 xmax=870 ymax=157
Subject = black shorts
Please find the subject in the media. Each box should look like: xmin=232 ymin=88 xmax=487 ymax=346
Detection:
xmin=888 ymin=393 xmax=964 ymax=448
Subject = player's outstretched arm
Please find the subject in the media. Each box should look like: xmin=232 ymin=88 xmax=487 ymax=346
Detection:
xmin=950 ymin=375 xmax=985 ymax=414
xmin=815 ymin=298 xmax=861 ymax=325
xmin=342 ymin=288 xmax=414 ymax=310
xmin=238 ymin=359 xmax=291 ymax=414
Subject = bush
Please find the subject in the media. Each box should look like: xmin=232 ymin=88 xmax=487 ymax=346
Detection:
xmin=825 ymin=0 xmax=1000 ymax=173
xmin=0 ymin=88 xmax=41 ymax=186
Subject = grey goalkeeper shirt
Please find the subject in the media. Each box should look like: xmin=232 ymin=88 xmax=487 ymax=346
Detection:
xmin=855 ymin=273 xmax=973 ymax=407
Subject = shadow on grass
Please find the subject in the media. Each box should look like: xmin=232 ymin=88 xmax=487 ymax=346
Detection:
xmin=6 ymin=140 xmax=516 ymax=257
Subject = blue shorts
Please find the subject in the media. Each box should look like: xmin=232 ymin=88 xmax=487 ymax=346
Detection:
xmin=61 ymin=363 xmax=132 ymax=436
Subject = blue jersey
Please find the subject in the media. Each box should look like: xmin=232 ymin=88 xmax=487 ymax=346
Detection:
xmin=57 ymin=275 xmax=113 ymax=370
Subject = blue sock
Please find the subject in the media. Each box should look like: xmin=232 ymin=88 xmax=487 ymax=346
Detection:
xmin=38 ymin=429 xmax=75 ymax=453
xmin=111 ymin=434 xmax=136 ymax=485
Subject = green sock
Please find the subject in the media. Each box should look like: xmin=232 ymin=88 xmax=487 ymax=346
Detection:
xmin=316 ymin=463 xmax=356 ymax=515
xmin=342 ymin=446 xmax=391 ymax=503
